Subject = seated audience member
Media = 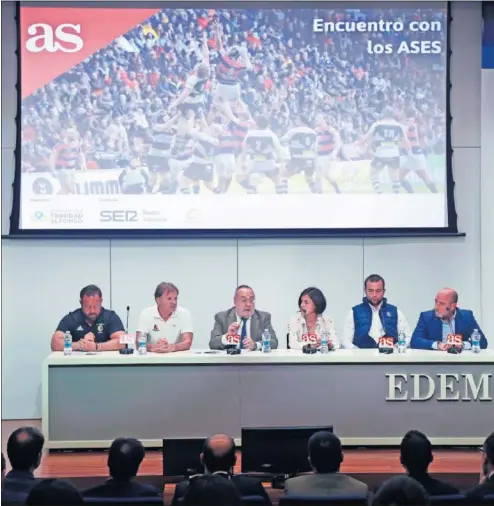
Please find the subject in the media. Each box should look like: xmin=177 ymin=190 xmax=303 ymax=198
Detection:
xmin=284 ymin=431 xmax=367 ymax=497
xmin=411 ymin=288 xmax=487 ymax=350
xmin=288 ymin=287 xmax=341 ymax=350
xmin=399 ymin=430 xmax=459 ymax=495
xmin=3 ymin=427 xmax=44 ymax=501
xmin=83 ymin=437 xmax=160 ymax=498
xmin=51 ymin=285 xmax=125 ymax=352
xmin=466 ymin=432 xmax=494 ymax=499
xmin=209 ymin=285 xmax=278 ymax=351
xmin=182 ymin=474 xmax=241 ymax=505
xmin=27 ymin=478 xmax=83 ymax=505
xmin=372 ymin=475 xmax=429 ymax=506
xmin=344 ymin=275 xmax=411 ymax=349
xmin=172 ymin=434 xmax=270 ymax=505
xmin=137 ymin=282 xmax=193 ymax=353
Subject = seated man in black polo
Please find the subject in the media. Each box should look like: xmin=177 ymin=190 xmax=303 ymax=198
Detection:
xmin=51 ymin=285 xmax=125 ymax=352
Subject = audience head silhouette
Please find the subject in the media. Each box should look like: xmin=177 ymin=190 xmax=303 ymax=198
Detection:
xmin=201 ymin=434 xmax=236 ymax=474
xmin=308 ymin=431 xmax=343 ymax=473
xmin=372 ymin=475 xmax=430 ymax=506
xmin=183 ymin=474 xmax=241 ymax=505
xmin=107 ymin=437 xmax=145 ymax=481
xmin=400 ymin=430 xmax=433 ymax=476
xmin=7 ymin=427 xmax=44 ymax=472
xmin=2 ymin=451 xmax=6 ymax=482
xmin=481 ymin=432 xmax=494 ymax=476
xmin=26 ymin=478 xmax=84 ymax=505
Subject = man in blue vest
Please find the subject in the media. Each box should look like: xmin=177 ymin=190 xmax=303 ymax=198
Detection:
xmin=411 ymin=288 xmax=487 ymax=350
xmin=344 ymin=274 xmax=411 ymax=348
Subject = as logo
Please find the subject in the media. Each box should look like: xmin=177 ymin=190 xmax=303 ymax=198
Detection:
xmin=96 ymin=323 xmax=104 ymax=334
xmin=25 ymin=23 xmax=84 ymax=53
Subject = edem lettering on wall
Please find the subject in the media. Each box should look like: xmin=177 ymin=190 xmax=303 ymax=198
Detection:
xmin=386 ymin=373 xmax=493 ymax=402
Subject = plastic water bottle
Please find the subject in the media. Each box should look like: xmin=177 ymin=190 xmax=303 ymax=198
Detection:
xmin=63 ymin=331 xmax=72 ymax=356
xmin=138 ymin=334 xmax=147 ymax=355
xmin=262 ymin=329 xmax=271 ymax=353
xmin=320 ymin=330 xmax=329 ymax=354
xmin=471 ymin=329 xmax=481 ymax=354
xmin=397 ymin=332 xmax=407 ymax=354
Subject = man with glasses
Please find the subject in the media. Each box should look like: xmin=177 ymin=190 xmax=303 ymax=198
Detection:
xmin=209 ymin=285 xmax=278 ymax=351
xmin=343 ymin=274 xmax=411 ymax=349
xmin=466 ymin=433 xmax=494 ymax=499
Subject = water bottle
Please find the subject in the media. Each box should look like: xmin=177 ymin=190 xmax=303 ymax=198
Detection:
xmin=397 ymin=332 xmax=407 ymax=354
xmin=300 ymin=320 xmax=307 ymax=343
xmin=262 ymin=328 xmax=271 ymax=353
xmin=63 ymin=331 xmax=72 ymax=356
xmin=471 ymin=329 xmax=481 ymax=354
xmin=138 ymin=334 xmax=147 ymax=355
xmin=320 ymin=330 xmax=329 ymax=354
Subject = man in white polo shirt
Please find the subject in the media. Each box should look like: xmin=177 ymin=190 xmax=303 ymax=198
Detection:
xmin=137 ymin=282 xmax=193 ymax=353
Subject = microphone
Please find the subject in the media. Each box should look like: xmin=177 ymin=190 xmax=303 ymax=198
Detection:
xmin=301 ymin=309 xmax=317 ymax=354
xmin=446 ymin=320 xmax=463 ymax=354
xmin=119 ymin=305 xmax=134 ymax=355
xmin=226 ymin=320 xmax=242 ymax=355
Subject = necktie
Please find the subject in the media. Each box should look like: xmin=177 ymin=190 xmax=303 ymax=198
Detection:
xmin=239 ymin=318 xmax=247 ymax=349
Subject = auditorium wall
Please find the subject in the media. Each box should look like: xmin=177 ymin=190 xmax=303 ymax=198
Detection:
xmin=1 ymin=2 xmax=491 ymax=420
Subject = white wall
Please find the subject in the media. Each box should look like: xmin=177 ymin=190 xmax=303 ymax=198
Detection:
xmin=1 ymin=2 xmax=489 ymax=420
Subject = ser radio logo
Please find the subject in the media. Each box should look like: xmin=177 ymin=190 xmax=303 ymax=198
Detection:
xmin=25 ymin=23 xmax=84 ymax=53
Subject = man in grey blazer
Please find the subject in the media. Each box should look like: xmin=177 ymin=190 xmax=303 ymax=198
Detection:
xmin=284 ymin=431 xmax=368 ymax=497
xmin=209 ymin=285 xmax=278 ymax=351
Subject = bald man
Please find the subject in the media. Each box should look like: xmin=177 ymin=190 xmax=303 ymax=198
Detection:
xmin=172 ymin=434 xmax=271 ymax=505
xmin=411 ymin=288 xmax=487 ymax=350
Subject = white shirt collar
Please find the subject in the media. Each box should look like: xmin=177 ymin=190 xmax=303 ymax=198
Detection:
xmin=370 ymin=302 xmax=383 ymax=313
xmin=153 ymin=305 xmax=176 ymax=320
xmin=236 ymin=313 xmax=251 ymax=321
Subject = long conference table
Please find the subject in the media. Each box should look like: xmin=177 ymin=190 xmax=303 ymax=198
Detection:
xmin=42 ymin=349 xmax=494 ymax=450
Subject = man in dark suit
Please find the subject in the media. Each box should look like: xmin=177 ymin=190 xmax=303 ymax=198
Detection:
xmin=2 ymin=427 xmax=44 ymax=502
xmin=83 ymin=438 xmax=160 ymax=498
xmin=466 ymin=433 xmax=494 ymax=499
xmin=411 ymin=288 xmax=487 ymax=350
xmin=399 ymin=430 xmax=459 ymax=496
xmin=172 ymin=434 xmax=271 ymax=505
xmin=209 ymin=285 xmax=278 ymax=351
xmin=284 ymin=431 xmax=368 ymax=497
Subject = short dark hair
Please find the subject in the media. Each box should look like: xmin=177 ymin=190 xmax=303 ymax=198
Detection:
xmin=154 ymin=282 xmax=179 ymax=299
xmin=234 ymin=285 xmax=254 ymax=297
xmin=27 ymin=478 xmax=84 ymax=506
xmin=365 ymin=274 xmax=385 ymax=290
xmin=482 ymin=432 xmax=494 ymax=463
xmin=372 ymin=475 xmax=430 ymax=506
xmin=79 ymin=285 xmax=102 ymax=300
xmin=108 ymin=437 xmax=145 ymax=480
xmin=400 ymin=430 xmax=433 ymax=475
xmin=298 ymin=287 xmax=327 ymax=315
xmin=308 ymin=431 xmax=342 ymax=473
xmin=202 ymin=435 xmax=236 ymax=473
xmin=7 ymin=427 xmax=44 ymax=472
xmin=183 ymin=474 xmax=241 ymax=505
xmin=2 ymin=451 xmax=6 ymax=472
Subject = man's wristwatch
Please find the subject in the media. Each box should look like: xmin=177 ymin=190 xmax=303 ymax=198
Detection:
xmin=96 ymin=343 xmax=102 ymax=352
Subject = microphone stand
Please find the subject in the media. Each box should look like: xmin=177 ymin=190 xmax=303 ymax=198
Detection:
xmin=120 ymin=305 xmax=134 ymax=355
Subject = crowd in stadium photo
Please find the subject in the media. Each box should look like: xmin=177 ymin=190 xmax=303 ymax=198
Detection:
xmin=21 ymin=7 xmax=447 ymax=196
